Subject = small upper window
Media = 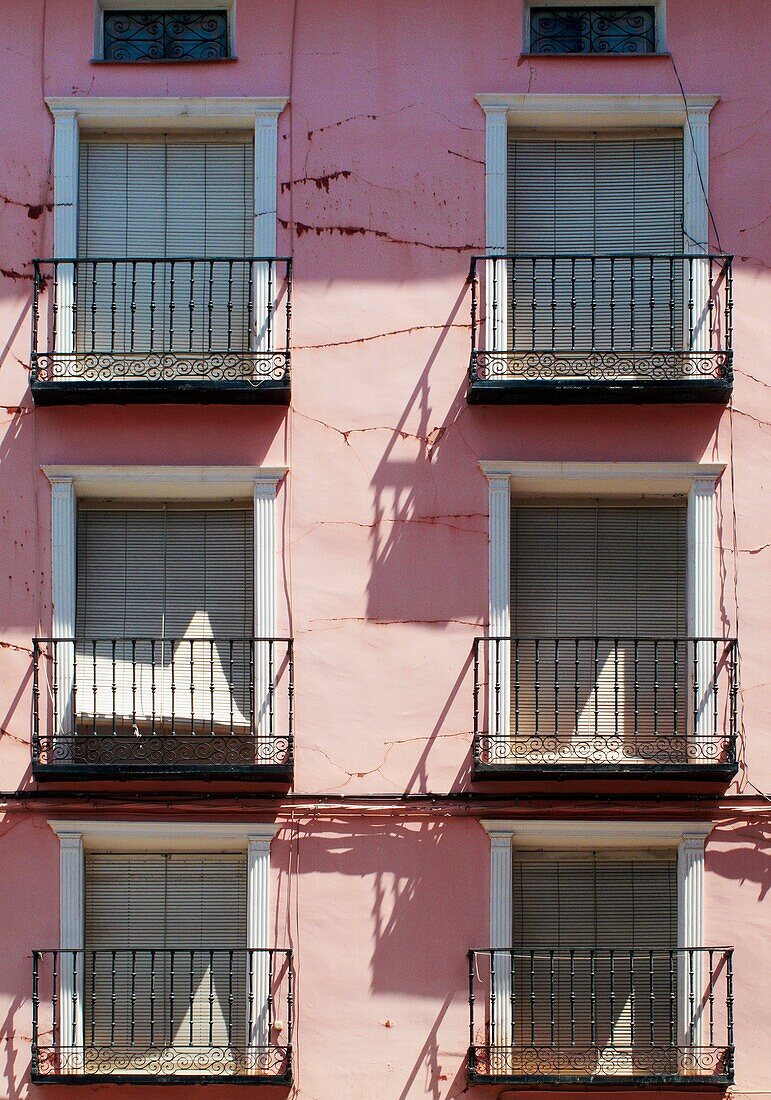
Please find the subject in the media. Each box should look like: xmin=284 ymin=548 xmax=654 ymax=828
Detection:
xmin=530 ymin=6 xmax=656 ymax=54
xmin=102 ymin=10 xmax=230 ymax=61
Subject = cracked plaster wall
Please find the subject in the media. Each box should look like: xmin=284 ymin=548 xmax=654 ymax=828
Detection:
xmin=0 ymin=0 xmax=769 ymax=1097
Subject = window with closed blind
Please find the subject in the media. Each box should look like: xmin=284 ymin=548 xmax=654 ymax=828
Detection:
xmin=509 ymin=854 xmax=678 ymax=1074
xmin=76 ymin=137 xmax=254 ymax=361
xmin=509 ymin=502 xmax=687 ymax=757
xmin=507 ymin=134 xmax=684 ymax=355
xmin=73 ymin=505 xmax=255 ymax=756
xmin=84 ymin=852 xmax=248 ymax=1060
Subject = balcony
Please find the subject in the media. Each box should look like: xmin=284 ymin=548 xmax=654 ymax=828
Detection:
xmin=467 ymin=254 xmax=733 ymax=403
xmin=30 ymin=257 xmax=291 ymax=404
xmin=472 ymin=637 xmax=738 ymax=781
xmin=32 ymin=948 xmax=293 ymax=1085
xmin=32 ymin=637 xmax=293 ymax=780
xmin=468 ymin=947 xmax=734 ymax=1088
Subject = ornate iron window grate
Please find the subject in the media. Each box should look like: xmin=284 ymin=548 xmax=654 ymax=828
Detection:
xmin=530 ymin=7 xmax=656 ymax=54
xmin=103 ymin=10 xmax=229 ymax=61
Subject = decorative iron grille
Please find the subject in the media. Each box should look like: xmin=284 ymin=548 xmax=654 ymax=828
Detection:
xmin=468 ymin=947 xmax=734 ymax=1086
xmin=103 ymin=11 xmax=229 ymax=61
xmin=31 ymin=257 xmax=292 ymax=394
xmin=530 ymin=7 xmax=656 ymax=54
xmin=32 ymin=948 xmax=293 ymax=1084
xmin=32 ymin=637 xmax=293 ymax=776
xmin=472 ymin=636 xmax=738 ymax=775
xmin=468 ymin=253 xmax=733 ymax=397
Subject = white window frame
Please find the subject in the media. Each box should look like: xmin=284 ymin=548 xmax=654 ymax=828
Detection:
xmin=94 ymin=0 xmax=238 ymax=62
xmin=482 ymin=818 xmax=710 ymax=1058
xmin=45 ymin=96 xmax=287 ymax=356
xmin=480 ymin=460 xmax=724 ymax=744
xmin=523 ymin=1 xmax=667 ymax=56
xmin=475 ymin=93 xmax=718 ymax=354
xmin=50 ymin=819 xmax=278 ymax=1072
xmin=43 ymin=464 xmax=286 ymax=744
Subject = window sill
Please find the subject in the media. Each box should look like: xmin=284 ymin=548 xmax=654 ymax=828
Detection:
xmin=90 ymin=55 xmax=238 ymax=64
xmin=519 ymin=50 xmax=670 ymax=58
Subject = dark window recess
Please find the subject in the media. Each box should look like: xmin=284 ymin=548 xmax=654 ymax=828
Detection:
xmin=530 ymin=6 xmax=656 ymax=54
xmin=103 ymin=10 xmax=229 ymax=61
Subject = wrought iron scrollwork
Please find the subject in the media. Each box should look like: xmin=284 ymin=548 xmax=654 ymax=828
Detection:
xmin=530 ymin=7 xmax=656 ymax=55
xmin=103 ymin=11 xmax=229 ymax=62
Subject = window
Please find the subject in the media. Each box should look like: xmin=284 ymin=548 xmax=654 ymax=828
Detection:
xmin=529 ymin=6 xmax=657 ymax=55
xmin=506 ymin=132 xmax=684 ymax=355
xmin=85 ymin=852 xmax=247 ymax=1062
xmin=509 ymin=502 xmax=687 ymax=757
xmin=511 ymin=853 xmax=678 ymax=1074
xmin=35 ymin=822 xmax=291 ymax=1083
xmin=77 ymin=136 xmax=254 ymax=362
xmin=73 ymin=504 xmax=254 ymax=759
xmin=101 ymin=10 xmax=230 ymax=61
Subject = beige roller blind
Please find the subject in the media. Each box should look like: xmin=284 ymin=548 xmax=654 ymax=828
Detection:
xmin=506 ymin=135 xmax=684 ymax=351
xmin=77 ymin=138 xmax=254 ymax=355
xmin=84 ymin=852 xmax=247 ymax=1051
xmin=511 ymin=855 xmax=677 ymax=1066
xmin=510 ymin=504 xmax=686 ymax=742
xmin=75 ymin=506 xmax=253 ymax=732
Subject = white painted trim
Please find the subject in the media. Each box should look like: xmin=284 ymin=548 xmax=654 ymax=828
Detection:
xmin=479 ymin=460 xmax=724 ymax=496
xmin=49 ymin=820 xmax=279 ymax=848
xmin=485 ymin=473 xmax=511 ymax=741
xmin=46 ymin=96 xmax=288 ymax=127
xmin=45 ymin=97 xmax=287 ymax=273
xmin=482 ymin=819 xmax=710 ymax=1055
xmin=51 ymin=820 xmax=277 ymax=1068
xmin=476 ymin=94 xmax=717 ymax=274
xmin=43 ymin=466 xmax=286 ymax=751
xmin=94 ymin=0 xmax=237 ymax=61
xmin=42 ymin=465 xmax=287 ymax=501
xmin=481 ymin=819 xmax=710 ymax=849
xmin=522 ymin=0 xmax=667 ymax=55
xmin=58 ymin=832 xmax=84 ymax=1065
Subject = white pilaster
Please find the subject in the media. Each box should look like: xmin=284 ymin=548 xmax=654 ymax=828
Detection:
xmin=483 ymin=822 xmax=515 ymax=1047
xmin=486 ymin=473 xmax=511 ymax=742
xmin=683 ymin=103 xmax=713 ymax=351
xmin=49 ymin=476 xmax=77 ymax=739
xmin=253 ymin=475 xmax=281 ymax=737
xmin=253 ymin=103 xmax=285 ymax=352
xmin=58 ymin=832 xmax=84 ymax=1063
xmin=51 ymin=109 xmax=79 ymax=354
xmin=677 ymin=829 xmax=709 ymax=1054
xmin=479 ymin=101 xmax=509 ymax=352
xmin=247 ymin=830 xmax=277 ymax=1048
xmin=687 ymin=474 xmax=717 ymax=744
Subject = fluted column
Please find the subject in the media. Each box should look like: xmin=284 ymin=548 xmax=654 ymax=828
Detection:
xmin=253 ymin=102 xmax=286 ymax=352
xmin=58 ymin=831 xmax=84 ymax=1064
xmin=688 ymin=474 xmax=717 ymax=744
xmin=51 ymin=109 xmax=79 ymax=354
xmin=483 ymin=822 xmax=515 ymax=1047
xmin=253 ymin=475 xmax=282 ymax=738
xmin=247 ymin=829 xmax=278 ymax=1048
xmin=479 ymin=101 xmax=509 ymax=352
xmin=49 ymin=476 xmax=77 ymax=740
xmin=486 ymin=473 xmax=511 ymax=742
xmin=678 ymin=829 xmax=709 ymax=1054
xmin=683 ymin=104 xmax=713 ymax=351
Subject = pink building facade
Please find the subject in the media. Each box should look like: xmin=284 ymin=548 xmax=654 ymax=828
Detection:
xmin=0 ymin=1 xmax=769 ymax=1097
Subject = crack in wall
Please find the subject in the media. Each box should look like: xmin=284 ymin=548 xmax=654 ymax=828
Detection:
xmin=295 ymin=322 xmax=470 ymax=352
xmin=278 ymin=217 xmax=476 ymax=251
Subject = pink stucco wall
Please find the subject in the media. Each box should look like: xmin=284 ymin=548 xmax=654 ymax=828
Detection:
xmin=0 ymin=0 xmax=769 ymax=1096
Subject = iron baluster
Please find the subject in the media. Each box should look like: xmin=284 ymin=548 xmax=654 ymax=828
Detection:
xmin=210 ymin=638 xmax=215 ymax=736
xmin=32 ymin=953 xmax=40 ymax=1066
xmin=110 ymin=950 xmax=116 ymax=1045
xmin=708 ymin=949 xmax=715 ymax=1047
xmin=267 ymin=948 xmax=275 ymax=1034
xmin=110 ymin=261 xmax=117 ymax=352
xmin=529 ymin=951 xmax=536 ymax=1046
xmin=130 ymin=949 xmax=136 ymax=1045
xmin=692 ymin=638 xmax=699 ymax=741
xmin=613 ymin=638 xmax=619 ymax=736
xmin=227 ymin=950 xmax=234 ymax=1045
xmin=590 ymin=947 xmax=596 ymax=1048
xmin=52 ymin=951 xmax=59 ymax=1051
xmin=169 ymin=260 xmax=176 ymax=350
xmin=530 ymin=257 xmax=537 ymax=348
xmin=649 ymin=949 xmax=655 ymax=1046
xmin=649 ymin=255 xmax=655 ymax=348
xmin=149 ymin=260 xmax=156 ymax=351
xmin=609 ymin=256 xmax=616 ymax=350
xmin=51 ymin=260 xmax=58 ymax=353
xmin=129 ymin=260 xmax=137 ymax=352
xmin=590 ymin=256 xmax=596 ymax=350
xmin=267 ymin=258 xmax=275 ymax=351
xmin=188 ymin=260 xmax=195 ymax=352
xmin=549 ymin=948 xmax=555 ymax=1046
xmin=629 ymin=256 xmax=635 ymax=351
xmin=726 ymin=950 xmax=734 ymax=1055
xmin=494 ymin=638 xmax=501 ymax=739
xmin=569 ymin=948 xmax=575 ymax=1046
xmin=713 ymin=638 xmax=719 ymax=742
xmin=633 ymin=638 xmax=639 ymax=743
xmin=669 ymin=255 xmax=675 ymax=349
xmin=469 ymin=258 xmax=478 ymax=367
xmin=534 ymin=639 xmax=540 ymax=737
xmin=688 ymin=948 xmax=696 ymax=1046
xmin=32 ymin=641 xmax=40 ymax=764
xmin=489 ymin=950 xmax=496 ymax=1050
xmin=688 ymin=256 xmax=694 ymax=349
xmin=708 ymin=257 xmax=715 ymax=349
xmin=668 ymin=949 xmax=675 ymax=1047
xmin=227 ymin=260 xmax=234 ymax=349
xmin=189 ymin=951 xmax=195 ymax=1045
xmin=149 ymin=949 xmax=156 ymax=1045
xmin=570 ymin=256 xmax=576 ymax=350
xmin=248 ymin=949 xmax=255 ymax=1046
xmin=208 ymin=950 xmax=215 ymax=1046
xmin=72 ymin=951 xmax=79 ymax=1048
xmin=653 ymin=639 xmax=659 ymax=738
xmin=90 ymin=950 xmax=96 ymax=1045
xmin=550 ymin=255 xmax=556 ymax=350
xmin=514 ymin=637 xmax=520 ymax=737
xmin=207 ymin=260 xmax=214 ymax=351
xmin=491 ymin=256 xmax=499 ymax=352
xmin=673 ymin=638 xmax=679 ymax=738
xmin=467 ymin=951 xmax=475 ymax=1055
xmin=629 ymin=950 xmax=635 ymax=1047
xmin=268 ymin=639 xmax=276 ymax=737
xmin=169 ymin=950 xmax=175 ymax=1048
xmin=287 ymin=638 xmax=295 ymax=763
xmin=554 ymin=638 xmax=559 ymax=736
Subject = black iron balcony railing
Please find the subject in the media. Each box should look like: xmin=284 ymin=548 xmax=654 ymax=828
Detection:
xmin=32 ymin=948 xmax=293 ymax=1084
xmin=31 ymin=257 xmax=292 ymax=404
xmin=473 ymin=637 xmax=738 ymax=779
xmin=32 ymin=637 xmax=293 ymax=778
xmin=468 ymin=947 xmax=734 ymax=1086
xmin=468 ymin=253 xmax=733 ymax=402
